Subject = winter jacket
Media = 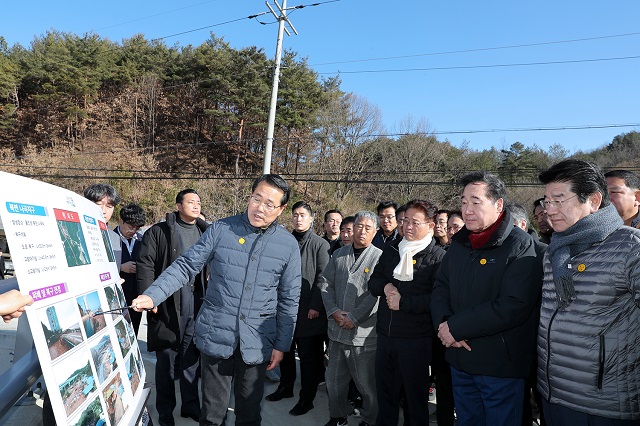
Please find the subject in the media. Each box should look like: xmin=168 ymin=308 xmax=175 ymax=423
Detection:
xmin=431 ymin=210 xmax=542 ymax=378
xmin=320 ymin=244 xmax=382 ymax=347
xmin=143 ymin=212 xmax=301 ymax=365
xmin=294 ymin=229 xmax=330 ymax=338
xmin=136 ymin=212 xmax=209 ymax=352
xmin=537 ymin=226 xmax=640 ymax=420
xmin=369 ymin=238 xmax=445 ymax=338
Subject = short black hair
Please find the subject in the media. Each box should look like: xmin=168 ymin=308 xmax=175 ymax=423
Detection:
xmin=459 ymin=171 xmax=507 ymax=203
xmin=404 ymin=199 xmax=438 ymax=222
xmin=84 ymin=183 xmax=121 ymax=205
xmin=252 ymin=174 xmax=290 ymax=206
xmin=119 ymin=203 xmax=146 ymax=227
xmin=539 ymin=159 xmax=610 ymax=208
xmin=292 ymin=201 xmax=314 ymax=217
xmin=533 ymin=198 xmax=545 ymax=214
xmin=448 ymin=210 xmax=463 ymax=221
xmin=604 ymin=169 xmax=640 ymax=191
xmin=176 ymin=189 xmax=199 ymax=204
xmin=324 ymin=209 xmax=343 ymax=222
xmin=395 ymin=204 xmax=406 ymax=216
xmin=376 ymin=201 xmax=398 ymax=215
xmin=340 ymin=215 xmax=356 ymax=229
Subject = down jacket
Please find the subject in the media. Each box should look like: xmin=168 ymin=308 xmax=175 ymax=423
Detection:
xmin=537 ymin=226 xmax=640 ymax=420
xmin=431 ymin=211 xmax=542 ymax=378
xmin=144 ymin=212 xmax=302 ymax=365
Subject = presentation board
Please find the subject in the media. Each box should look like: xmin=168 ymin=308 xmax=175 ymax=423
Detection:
xmin=0 ymin=171 xmax=146 ymax=426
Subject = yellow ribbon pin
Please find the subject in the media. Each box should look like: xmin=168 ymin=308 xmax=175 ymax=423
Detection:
xmin=239 ymin=238 xmax=245 ymax=245
xmin=577 ymin=263 xmax=586 ymax=272
xmin=412 ymin=259 xmax=417 ymax=265
xmin=480 ymin=258 xmax=487 ymax=265
xmin=364 ymin=268 xmax=369 ymax=273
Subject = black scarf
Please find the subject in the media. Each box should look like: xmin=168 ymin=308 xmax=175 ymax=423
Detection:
xmin=547 ymin=203 xmax=622 ymax=309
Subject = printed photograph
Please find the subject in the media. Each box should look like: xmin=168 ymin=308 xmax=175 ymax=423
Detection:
xmin=125 ymin=354 xmax=140 ymax=395
xmin=77 ymin=291 xmax=107 ymax=339
xmin=103 ymin=373 xmax=128 ymax=426
xmin=89 ymin=334 xmax=116 ymax=385
xmin=103 ymin=284 xmax=121 ymax=312
xmin=134 ymin=346 xmax=145 ymax=378
xmin=54 ymin=208 xmax=91 ymax=267
xmin=70 ymin=395 xmax=106 ymax=426
xmin=38 ymin=300 xmax=83 ymax=361
xmin=99 ymin=223 xmax=116 ymax=263
xmin=114 ymin=319 xmax=131 ymax=358
xmin=55 ymin=350 xmax=97 ymax=417
xmin=114 ymin=284 xmax=127 ymax=308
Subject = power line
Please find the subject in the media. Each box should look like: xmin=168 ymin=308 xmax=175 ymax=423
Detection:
xmin=319 ymin=54 xmax=640 ymax=75
xmin=95 ymin=0 xmax=224 ymax=32
xmin=309 ymin=31 xmax=640 ymax=67
xmin=151 ymin=0 xmax=339 ymax=42
xmin=6 ymin=122 xmax=639 ymax=160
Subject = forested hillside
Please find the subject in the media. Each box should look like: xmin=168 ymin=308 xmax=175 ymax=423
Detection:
xmin=1 ymin=31 xmax=639 ymax=226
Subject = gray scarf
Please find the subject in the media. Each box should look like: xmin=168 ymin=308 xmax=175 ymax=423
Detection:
xmin=547 ymin=203 xmax=622 ymax=309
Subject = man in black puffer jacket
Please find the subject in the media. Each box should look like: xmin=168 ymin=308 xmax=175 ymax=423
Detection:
xmin=431 ymin=171 xmax=542 ymax=426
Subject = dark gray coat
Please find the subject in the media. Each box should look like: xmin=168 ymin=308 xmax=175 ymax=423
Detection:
xmin=293 ymin=229 xmax=330 ymax=337
xmin=537 ymin=226 xmax=640 ymax=420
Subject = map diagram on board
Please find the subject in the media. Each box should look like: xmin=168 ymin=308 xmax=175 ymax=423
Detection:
xmin=0 ymin=171 xmax=147 ymax=426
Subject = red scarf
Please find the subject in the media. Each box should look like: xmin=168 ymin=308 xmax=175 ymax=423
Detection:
xmin=468 ymin=211 xmax=505 ymax=250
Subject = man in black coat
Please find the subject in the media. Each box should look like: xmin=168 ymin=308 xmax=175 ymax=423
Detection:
xmin=431 ymin=172 xmax=542 ymax=426
xmin=114 ymin=203 xmax=146 ymax=334
xmin=137 ymin=189 xmax=209 ymax=426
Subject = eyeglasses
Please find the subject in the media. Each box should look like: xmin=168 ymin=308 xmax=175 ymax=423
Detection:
xmin=379 ymin=215 xmax=396 ymax=221
xmin=325 ymin=219 xmax=341 ymax=224
xmin=447 ymin=224 xmax=462 ymax=232
xmin=397 ymin=218 xmax=405 ymax=225
xmin=248 ymin=195 xmax=281 ymax=212
xmin=533 ymin=212 xmax=547 ymax=220
xmin=404 ymin=220 xmax=430 ymax=228
xmin=539 ymin=194 xmax=579 ymax=210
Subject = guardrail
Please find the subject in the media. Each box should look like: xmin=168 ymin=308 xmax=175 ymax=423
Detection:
xmin=0 ymin=277 xmax=44 ymax=420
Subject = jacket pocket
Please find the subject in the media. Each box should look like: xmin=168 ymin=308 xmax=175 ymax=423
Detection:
xmin=597 ymin=334 xmax=605 ymax=390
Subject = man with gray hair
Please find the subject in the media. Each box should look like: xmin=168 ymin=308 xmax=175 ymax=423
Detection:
xmin=431 ymin=171 xmax=542 ymax=425
xmin=320 ymin=211 xmax=382 ymax=426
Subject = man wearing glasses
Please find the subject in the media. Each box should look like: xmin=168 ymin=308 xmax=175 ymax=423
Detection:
xmin=537 ymin=160 xmax=640 ymax=425
xmin=133 ymin=175 xmax=301 ymax=426
xmin=372 ymin=201 xmax=400 ymax=249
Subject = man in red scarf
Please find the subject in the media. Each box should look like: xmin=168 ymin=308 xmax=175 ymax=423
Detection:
xmin=431 ymin=171 xmax=542 ymax=426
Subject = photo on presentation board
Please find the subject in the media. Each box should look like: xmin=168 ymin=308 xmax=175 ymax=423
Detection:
xmin=114 ymin=283 xmax=127 ymax=308
xmin=39 ymin=299 xmax=84 ymax=361
xmin=69 ymin=395 xmax=106 ymax=426
xmin=114 ymin=319 xmax=131 ymax=359
xmin=55 ymin=350 xmax=98 ymax=417
xmin=103 ymin=372 xmax=128 ymax=426
xmin=104 ymin=285 xmax=121 ymax=311
xmin=99 ymin=223 xmax=116 ymax=263
xmin=54 ymin=208 xmax=91 ymax=267
xmin=77 ymin=291 xmax=107 ymax=339
xmin=125 ymin=353 xmax=141 ymax=396
xmin=89 ymin=334 xmax=116 ymax=385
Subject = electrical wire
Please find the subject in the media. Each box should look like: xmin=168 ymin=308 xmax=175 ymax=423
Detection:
xmin=320 ymin=54 xmax=640 ymax=75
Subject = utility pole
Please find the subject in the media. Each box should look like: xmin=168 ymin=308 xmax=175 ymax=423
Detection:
xmin=263 ymin=0 xmax=298 ymax=174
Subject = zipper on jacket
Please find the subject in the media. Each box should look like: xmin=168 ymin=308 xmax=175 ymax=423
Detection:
xmin=499 ymin=333 xmax=512 ymax=362
xmin=597 ymin=334 xmax=605 ymax=390
xmin=545 ymin=308 xmax=558 ymax=400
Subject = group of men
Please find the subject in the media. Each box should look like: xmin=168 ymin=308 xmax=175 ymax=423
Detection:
xmin=2 ymin=159 xmax=640 ymax=426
